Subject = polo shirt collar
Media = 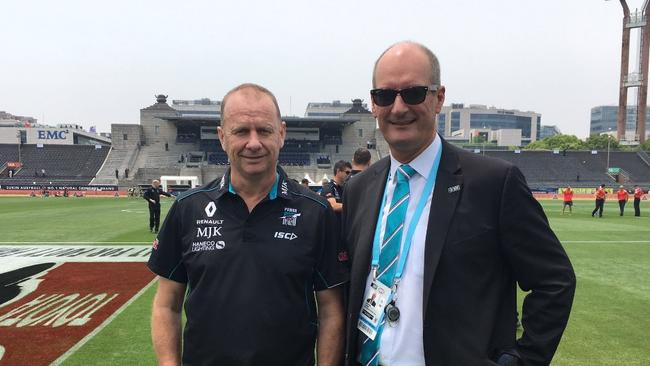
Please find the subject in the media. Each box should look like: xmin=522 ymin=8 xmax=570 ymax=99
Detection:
xmin=214 ymin=166 xmax=291 ymax=201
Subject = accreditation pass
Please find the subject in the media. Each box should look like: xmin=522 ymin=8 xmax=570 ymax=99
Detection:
xmin=357 ymin=279 xmax=391 ymax=340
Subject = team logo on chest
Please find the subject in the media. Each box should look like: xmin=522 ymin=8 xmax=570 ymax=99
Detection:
xmin=279 ymin=207 xmax=301 ymax=227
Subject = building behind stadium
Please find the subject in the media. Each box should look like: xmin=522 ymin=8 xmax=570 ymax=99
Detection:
xmin=590 ymin=105 xmax=650 ymax=142
xmin=7 ymin=96 xmax=650 ymax=193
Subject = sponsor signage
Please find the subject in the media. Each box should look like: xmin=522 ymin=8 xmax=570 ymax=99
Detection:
xmin=28 ymin=128 xmax=73 ymax=145
xmin=37 ymin=130 xmax=68 ymax=140
xmin=0 ymin=185 xmax=118 ymax=191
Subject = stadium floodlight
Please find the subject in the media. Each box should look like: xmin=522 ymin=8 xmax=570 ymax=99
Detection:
xmin=607 ymin=127 xmax=613 ymax=170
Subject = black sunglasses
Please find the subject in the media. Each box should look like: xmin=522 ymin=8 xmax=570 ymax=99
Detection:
xmin=370 ymin=85 xmax=439 ymax=107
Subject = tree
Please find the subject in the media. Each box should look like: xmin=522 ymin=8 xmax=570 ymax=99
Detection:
xmin=640 ymin=139 xmax=650 ymax=151
xmin=524 ymin=134 xmax=585 ymax=150
xmin=472 ymin=135 xmax=486 ymax=144
xmin=584 ymin=134 xmax=619 ymax=150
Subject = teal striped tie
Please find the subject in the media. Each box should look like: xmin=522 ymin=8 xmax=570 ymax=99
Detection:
xmin=359 ymin=164 xmax=416 ymax=366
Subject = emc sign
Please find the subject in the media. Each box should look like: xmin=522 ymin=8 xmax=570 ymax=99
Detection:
xmin=37 ymin=130 xmax=69 ymax=140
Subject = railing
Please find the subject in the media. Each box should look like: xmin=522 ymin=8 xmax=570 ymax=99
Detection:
xmin=636 ymin=150 xmax=650 ymax=167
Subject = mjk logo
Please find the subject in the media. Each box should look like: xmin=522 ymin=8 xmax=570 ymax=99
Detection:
xmin=196 ymin=226 xmax=222 ymax=239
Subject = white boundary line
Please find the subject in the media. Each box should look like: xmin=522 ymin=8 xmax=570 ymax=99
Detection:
xmin=51 ymin=277 xmax=159 ymax=365
xmin=0 ymin=242 xmax=150 ymax=245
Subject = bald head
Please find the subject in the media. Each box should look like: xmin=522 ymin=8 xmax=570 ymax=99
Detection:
xmin=372 ymin=41 xmax=440 ymax=88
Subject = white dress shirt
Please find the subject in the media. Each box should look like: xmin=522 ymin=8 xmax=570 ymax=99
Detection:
xmin=363 ymin=135 xmax=441 ymax=365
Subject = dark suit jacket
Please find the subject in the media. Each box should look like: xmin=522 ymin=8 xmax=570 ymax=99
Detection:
xmin=342 ymin=139 xmax=576 ymax=366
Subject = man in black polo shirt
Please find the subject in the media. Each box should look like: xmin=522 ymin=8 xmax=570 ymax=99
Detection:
xmin=348 ymin=147 xmax=371 ymax=180
xmin=321 ymin=160 xmax=351 ymax=213
xmin=142 ymin=179 xmax=172 ymax=233
xmin=148 ymin=83 xmax=347 ymax=366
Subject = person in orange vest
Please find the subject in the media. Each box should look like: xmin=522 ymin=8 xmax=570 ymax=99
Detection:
xmin=591 ymin=184 xmax=607 ymax=218
xmin=562 ymin=186 xmax=574 ymax=214
xmin=617 ymin=185 xmax=629 ymax=216
xmin=634 ymin=185 xmax=644 ymax=217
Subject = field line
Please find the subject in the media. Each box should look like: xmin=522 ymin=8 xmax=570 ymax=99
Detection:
xmin=50 ymin=277 xmax=159 ymax=365
xmin=562 ymin=240 xmax=650 ymax=243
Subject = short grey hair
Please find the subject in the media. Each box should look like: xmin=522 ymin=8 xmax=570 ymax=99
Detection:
xmin=220 ymin=83 xmax=281 ymax=125
xmin=372 ymin=41 xmax=440 ymax=88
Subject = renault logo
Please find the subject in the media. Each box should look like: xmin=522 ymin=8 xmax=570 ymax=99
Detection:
xmin=204 ymin=202 xmax=217 ymax=217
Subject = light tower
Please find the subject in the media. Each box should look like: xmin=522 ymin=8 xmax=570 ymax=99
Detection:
xmin=612 ymin=0 xmax=649 ymax=143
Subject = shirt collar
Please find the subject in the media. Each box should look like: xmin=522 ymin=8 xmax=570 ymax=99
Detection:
xmin=215 ymin=166 xmax=290 ymax=201
xmin=389 ymin=133 xmax=442 ymax=181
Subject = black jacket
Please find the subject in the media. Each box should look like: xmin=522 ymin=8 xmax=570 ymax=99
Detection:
xmin=143 ymin=187 xmax=171 ymax=206
xmin=342 ymin=138 xmax=575 ymax=366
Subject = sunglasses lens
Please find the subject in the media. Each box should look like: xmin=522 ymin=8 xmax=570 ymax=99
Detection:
xmin=371 ymin=86 xmax=431 ymax=106
xmin=400 ymin=86 xmax=428 ymax=105
xmin=371 ymin=89 xmax=398 ymax=107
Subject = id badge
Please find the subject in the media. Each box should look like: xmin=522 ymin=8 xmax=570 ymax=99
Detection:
xmin=357 ymin=278 xmax=391 ymax=340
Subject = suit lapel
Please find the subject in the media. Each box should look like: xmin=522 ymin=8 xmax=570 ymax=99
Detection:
xmin=350 ymin=157 xmax=389 ymax=315
xmin=422 ymin=140 xmax=463 ymax=319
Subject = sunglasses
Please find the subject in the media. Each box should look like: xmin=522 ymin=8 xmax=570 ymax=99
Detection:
xmin=370 ymin=85 xmax=439 ymax=107
xmin=344 ymin=170 xmax=351 ymax=175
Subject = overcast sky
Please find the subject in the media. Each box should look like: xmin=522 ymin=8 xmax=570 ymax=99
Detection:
xmin=0 ymin=0 xmax=640 ymax=137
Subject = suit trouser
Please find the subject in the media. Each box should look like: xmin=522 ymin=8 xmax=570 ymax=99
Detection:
xmin=592 ymin=199 xmax=604 ymax=217
xmin=149 ymin=204 xmax=161 ymax=230
xmin=634 ymin=198 xmax=641 ymax=216
xmin=619 ymin=200 xmax=626 ymax=216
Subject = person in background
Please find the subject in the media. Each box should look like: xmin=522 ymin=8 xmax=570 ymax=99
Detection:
xmin=617 ymin=185 xmax=629 ymax=216
xmin=562 ymin=186 xmax=573 ymax=215
xmin=592 ymin=184 xmax=607 ymax=218
xmin=143 ymin=179 xmax=172 ymax=233
xmin=321 ymin=160 xmax=352 ymax=213
xmin=634 ymin=185 xmax=643 ymax=217
xmin=348 ymin=148 xmax=372 ymax=180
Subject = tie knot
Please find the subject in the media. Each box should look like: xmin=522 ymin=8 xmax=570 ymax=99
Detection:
xmin=397 ymin=164 xmax=416 ymax=182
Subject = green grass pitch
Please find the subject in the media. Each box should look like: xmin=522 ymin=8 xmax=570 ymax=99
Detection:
xmin=0 ymin=196 xmax=648 ymax=365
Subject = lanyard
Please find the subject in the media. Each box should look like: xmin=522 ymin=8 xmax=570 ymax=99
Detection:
xmin=371 ymin=145 xmax=443 ymax=285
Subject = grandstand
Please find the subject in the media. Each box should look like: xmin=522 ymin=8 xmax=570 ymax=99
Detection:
xmin=2 ymin=96 xmax=650 ymax=193
xmin=0 ymin=144 xmax=109 ymax=185
xmin=90 ymin=96 xmax=378 ymax=189
xmin=484 ymin=150 xmax=650 ymax=189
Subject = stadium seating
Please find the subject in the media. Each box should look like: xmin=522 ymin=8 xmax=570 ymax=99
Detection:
xmin=278 ymin=152 xmax=310 ymax=166
xmin=208 ymin=152 xmax=229 ymax=165
xmin=483 ymin=150 xmax=650 ymax=188
xmin=0 ymin=144 xmax=20 ymax=165
xmin=0 ymin=144 xmax=109 ymax=185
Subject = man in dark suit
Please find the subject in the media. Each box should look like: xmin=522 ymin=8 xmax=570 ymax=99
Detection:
xmin=342 ymin=41 xmax=576 ymax=366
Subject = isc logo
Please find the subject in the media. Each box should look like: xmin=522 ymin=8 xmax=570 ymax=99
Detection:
xmin=274 ymin=231 xmax=298 ymax=240
xmin=37 ymin=130 xmax=68 ymax=140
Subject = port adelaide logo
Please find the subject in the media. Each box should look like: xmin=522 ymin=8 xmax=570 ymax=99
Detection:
xmin=280 ymin=207 xmax=301 ymax=227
